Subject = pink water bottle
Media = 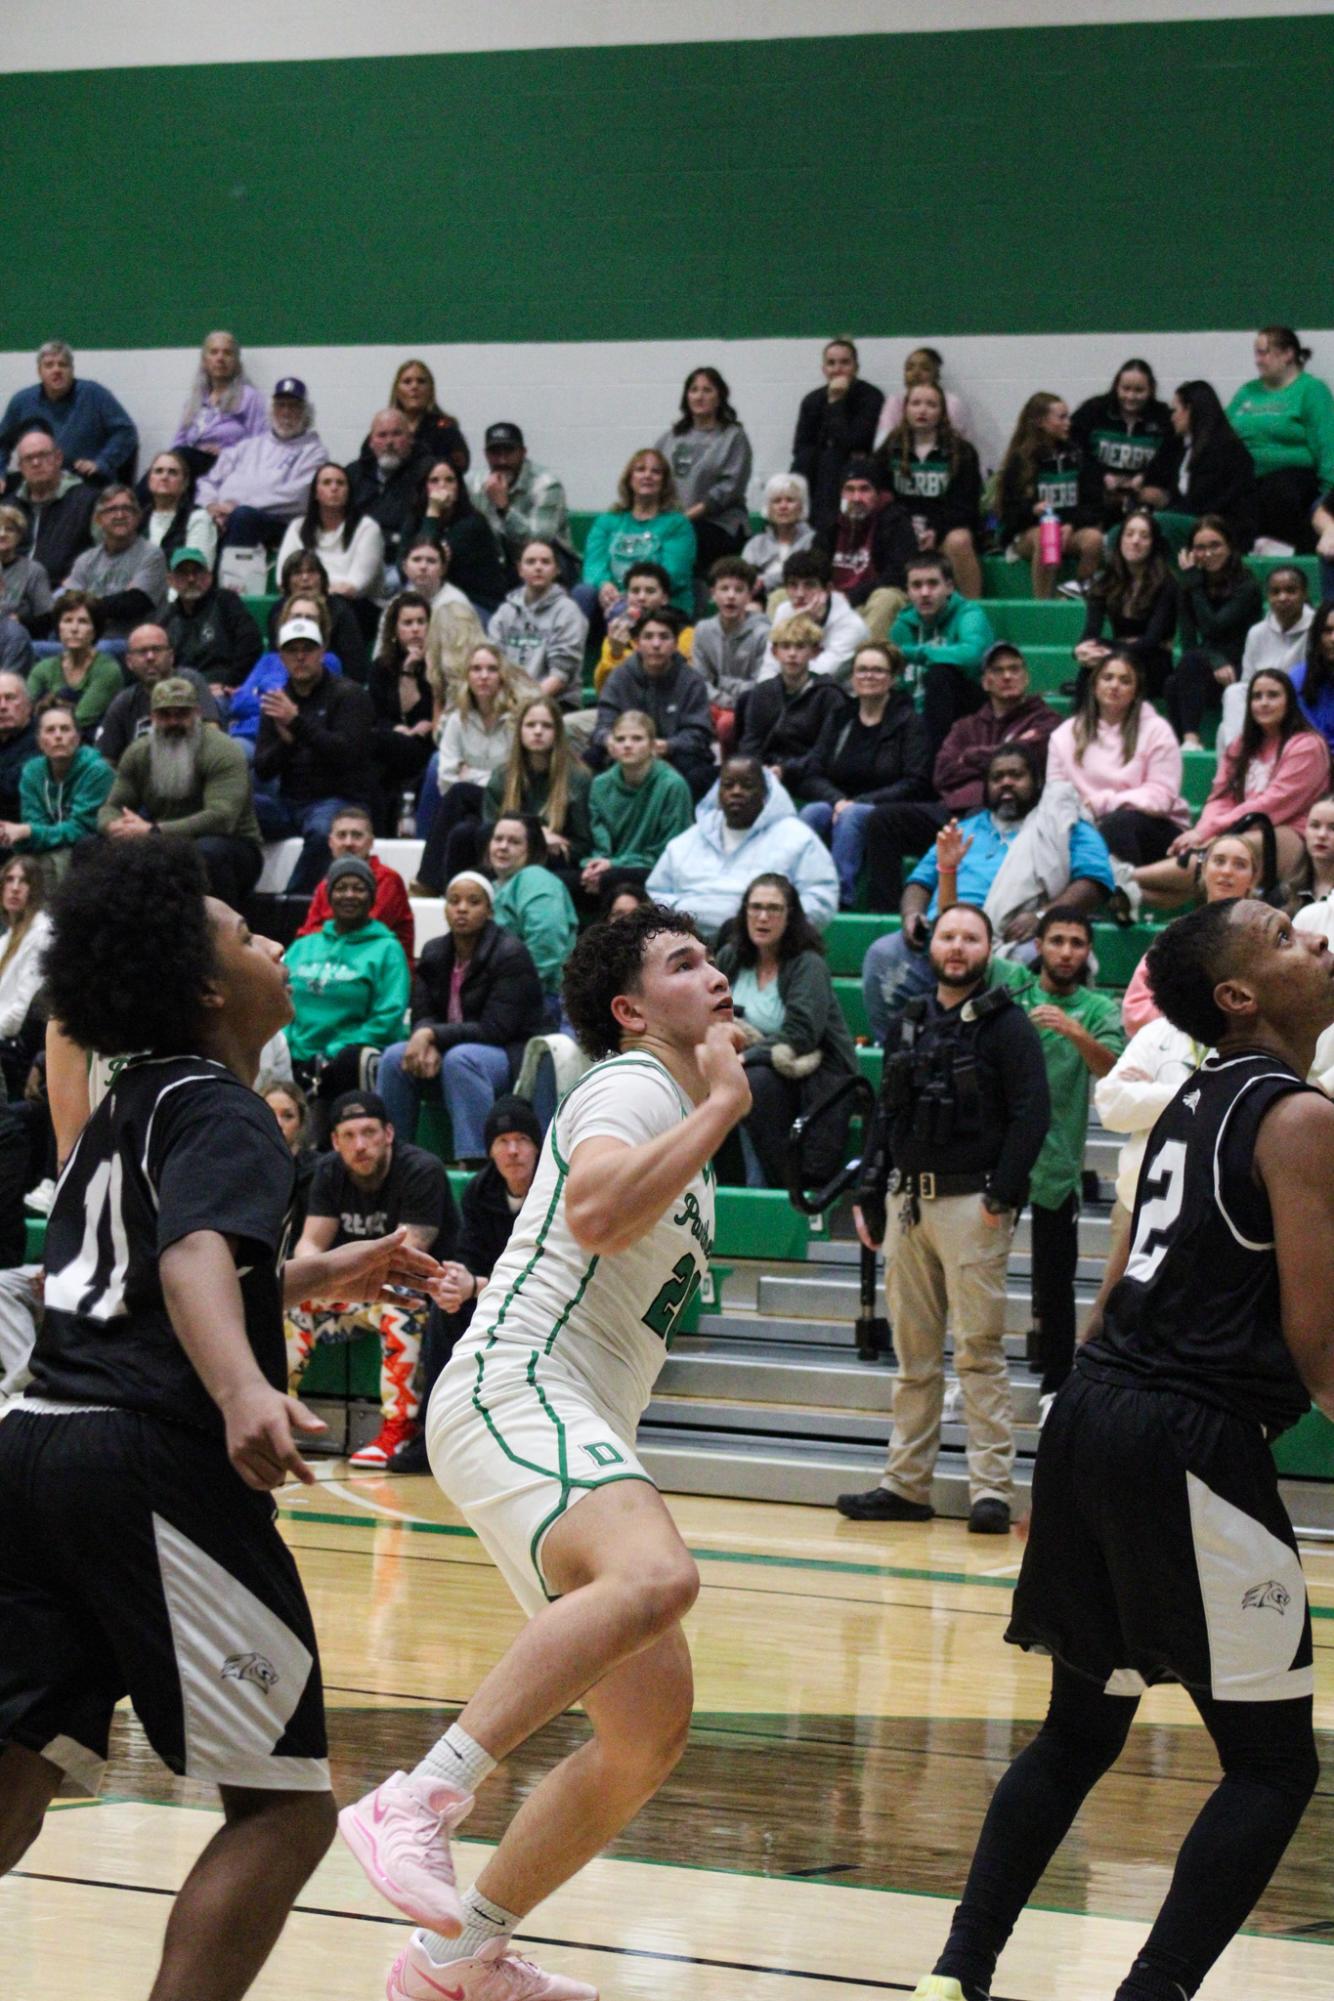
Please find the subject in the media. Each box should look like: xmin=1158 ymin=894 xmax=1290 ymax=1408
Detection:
xmin=1039 ymin=504 xmax=1062 ymax=568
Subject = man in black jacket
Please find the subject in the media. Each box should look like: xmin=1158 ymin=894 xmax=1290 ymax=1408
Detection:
xmin=791 ymin=339 xmax=885 ymax=534
xmin=161 ymin=547 xmax=263 ymax=692
xmin=817 ymin=457 xmax=917 ymax=638
xmin=377 ymin=889 xmax=546 ymax=1163
xmin=840 ymin=902 xmax=1049 ymax=1535
xmin=390 ymin=1095 xmax=542 ymax=1473
xmin=254 ymin=617 xmax=378 ymax=892
xmin=344 ymin=409 xmax=433 ymax=564
xmin=7 ymin=432 xmax=96 ymax=584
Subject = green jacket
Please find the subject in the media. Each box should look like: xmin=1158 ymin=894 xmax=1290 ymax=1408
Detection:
xmin=490 ymin=865 xmax=577 ymax=993
xmin=580 ymin=509 xmax=697 ymax=612
xmin=589 ymin=758 xmax=694 ymax=870
xmin=98 ymin=727 xmax=262 ymax=844
xmin=27 ymin=651 xmax=125 ymax=730
xmin=1003 ymin=963 xmax=1125 ymax=1208
xmin=715 ymin=943 xmax=858 ymax=1077
xmin=483 ymin=758 xmax=593 ymax=865
xmin=283 ymin=918 xmax=410 ymax=1063
xmin=891 ymin=594 xmax=995 ymax=680
xmin=18 ymin=743 xmax=114 ymax=852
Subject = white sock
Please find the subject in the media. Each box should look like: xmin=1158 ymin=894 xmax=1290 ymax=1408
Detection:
xmin=410 ymin=1722 xmax=496 ymax=1796
xmin=420 ymin=1886 xmax=519 ymax=1966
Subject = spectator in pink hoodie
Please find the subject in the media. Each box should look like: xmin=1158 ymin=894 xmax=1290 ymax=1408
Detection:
xmin=1046 ymin=652 xmax=1189 ymax=866
xmin=1132 ymin=669 xmax=1330 ymax=912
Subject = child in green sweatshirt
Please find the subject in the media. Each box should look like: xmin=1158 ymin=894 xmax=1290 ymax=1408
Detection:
xmin=581 ymin=709 xmax=695 ymax=900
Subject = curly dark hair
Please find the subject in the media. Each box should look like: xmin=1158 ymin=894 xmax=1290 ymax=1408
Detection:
xmin=43 ymin=837 xmax=217 ymax=1056
xmin=562 ymin=902 xmax=702 ymax=1058
xmin=1144 ymin=899 xmax=1245 ymax=1045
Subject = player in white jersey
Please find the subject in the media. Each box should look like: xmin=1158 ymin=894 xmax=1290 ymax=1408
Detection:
xmin=341 ymin=903 xmax=751 ymax=2001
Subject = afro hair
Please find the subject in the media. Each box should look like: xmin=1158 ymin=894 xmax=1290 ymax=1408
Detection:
xmin=43 ymin=836 xmax=217 ymax=1057
xmin=562 ymin=902 xmax=702 ymax=1059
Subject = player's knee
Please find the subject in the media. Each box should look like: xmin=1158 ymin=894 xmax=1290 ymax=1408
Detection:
xmin=628 ymin=1553 xmax=700 ymax=1637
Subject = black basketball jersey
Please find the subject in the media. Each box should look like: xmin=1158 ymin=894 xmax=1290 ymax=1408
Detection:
xmin=1080 ymin=1051 xmax=1313 ymax=1434
xmin=28 ymin=1055 xmax=296 ymax=1435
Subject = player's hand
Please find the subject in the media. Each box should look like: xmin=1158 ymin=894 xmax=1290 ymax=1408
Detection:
xmin=852 ymin=1203 xmax=882 ymax=1252
xmin=696 ymin=1020 xmax=752 ymax=1117
xmin=314 ymin=1227 xmax=449 ymax=1308
xmin=222 ymin=1381 xmax=327 ymax=1490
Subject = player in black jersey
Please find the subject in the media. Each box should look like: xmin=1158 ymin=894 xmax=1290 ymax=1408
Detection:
xmin=914 ymin=896 xmax=1334 ymax=2001
xmin=0 ymin=838 xmax=447 ymax=2001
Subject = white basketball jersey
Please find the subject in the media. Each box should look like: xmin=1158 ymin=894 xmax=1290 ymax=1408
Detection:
xmin=463 ymin=1054 xmax=715 ymax=1424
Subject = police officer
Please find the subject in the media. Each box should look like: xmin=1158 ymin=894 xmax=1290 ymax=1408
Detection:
xmin=838 ymin=901 xmax=1049 ymax=1533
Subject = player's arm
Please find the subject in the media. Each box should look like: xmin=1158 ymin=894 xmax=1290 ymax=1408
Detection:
xmin=566 ymin=1024 xmax=751 ymax=1257
xmin=45 ymin=1019 xmax=91 ymax=1171
xmin=1080 ymin=1214 xmax=1130 ymax=1348
xmin=161 ymin=1229 xmax=327 ymax=1489
xmin=1257 ymin=1093 xmax=1334 ymax=1418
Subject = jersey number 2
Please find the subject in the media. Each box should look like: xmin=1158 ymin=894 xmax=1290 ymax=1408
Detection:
xmin=1125 ymin=1139 xmax=1187 ymax=1285
xmin=642 ymin=1253 xmax=700 ymax=1349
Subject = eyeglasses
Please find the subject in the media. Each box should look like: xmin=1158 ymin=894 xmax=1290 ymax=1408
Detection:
xmin=747 ymin=902 xmax=788 ymax=916
xmin=18 ymin=447 xmax=56 ymax=463
xmin=853 ymin=664 xmax=892 ymax=676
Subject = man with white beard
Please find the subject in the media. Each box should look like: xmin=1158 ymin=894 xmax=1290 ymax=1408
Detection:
xmin=97 ymin=677 xmax=262 ymax=908
xmin=346 ymin=408 xmax=434 ymax=565
xmin=95 ymin=623 xmax=220 ymax=766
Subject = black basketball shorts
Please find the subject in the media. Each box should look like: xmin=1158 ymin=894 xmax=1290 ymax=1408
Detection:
xmin=0 ymin=1407 xmax=329 ymax=1792
xmin=1008 ymin=1371 xmax=1313 ymax=1703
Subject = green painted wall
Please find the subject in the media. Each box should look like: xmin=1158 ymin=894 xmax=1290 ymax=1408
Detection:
xmin=6 ymin=16 xmax=1331 ymax=350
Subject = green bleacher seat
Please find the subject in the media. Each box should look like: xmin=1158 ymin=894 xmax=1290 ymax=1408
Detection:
xmin=833 ymin=976 xmax=870 ymax=1040
xmin=823 ymin=913 xmax=898 ymax=975
xmin=713 ymin=1188 xmax=808 ymax=1260
xmin=977 ymin=600 xmax=1083 ymax=645
xmin=1182 ymin=749 xmax=1216 ymax=809
xmin=242 ymin=593 xmax=278 ymax=630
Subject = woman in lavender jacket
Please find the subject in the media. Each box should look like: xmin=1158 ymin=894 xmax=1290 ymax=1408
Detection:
xmin=172 ymin=330 xmax=267 ymax=475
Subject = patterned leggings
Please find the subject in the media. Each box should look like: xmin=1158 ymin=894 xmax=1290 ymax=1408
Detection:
xmin=285 ymin=1298 xmax=426 ymax=1425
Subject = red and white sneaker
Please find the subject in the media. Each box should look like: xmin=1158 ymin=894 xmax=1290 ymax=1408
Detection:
xmin=350 ymin=1419 xmax=419 ymax=1469
xmin=339 ymin=1770 xmax=472 ymax=1933
xmin=387 ymin=1934 xmax=598 ymax=2001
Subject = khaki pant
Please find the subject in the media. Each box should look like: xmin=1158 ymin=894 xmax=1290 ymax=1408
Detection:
xmin=882 ymin=1190 xmax=1015 ymax=1507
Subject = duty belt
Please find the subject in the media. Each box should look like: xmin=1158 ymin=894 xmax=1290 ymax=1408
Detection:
xmin=889 ymin=1169 xmax=991 ymax=1201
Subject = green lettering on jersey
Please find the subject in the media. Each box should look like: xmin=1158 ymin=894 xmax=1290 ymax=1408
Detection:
xmin=642 ymin=1251 xmax=701 ymax=1349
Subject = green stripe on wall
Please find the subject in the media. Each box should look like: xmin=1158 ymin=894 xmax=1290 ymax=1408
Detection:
xmin=7 ymin=18 xmax=1332 ymax=348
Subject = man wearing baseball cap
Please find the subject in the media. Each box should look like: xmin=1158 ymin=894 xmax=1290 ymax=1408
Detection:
xmin=161 ymin=545 xmax=264 ymax=691
xmin=286 ymin=1087 xmax=457 ymax=1469
xmin=195 ymin=378 xmax=326 ymax=548
xmin=254 ymin=616 xmax=377 ymax=893
xmin=96 ymin=674 xmax=263 ymax=908
xmin=470 ymin=419 xmax=576 ymax=576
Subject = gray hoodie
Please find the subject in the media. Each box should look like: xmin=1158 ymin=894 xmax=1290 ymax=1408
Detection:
xmin=654 ymin=423 xmax=753 ymax=538
xmin=690 ymin=608 xmax=772 ymax=706
xmin=488 ymin=582 xmax=589 ymax=704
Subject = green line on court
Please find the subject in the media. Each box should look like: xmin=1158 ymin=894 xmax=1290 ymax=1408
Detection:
xmin=278 ymin=1509 xmax=1334 ymax=1612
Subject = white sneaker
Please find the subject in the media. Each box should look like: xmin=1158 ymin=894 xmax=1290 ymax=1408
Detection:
xmin=1038 ymin=1391 xmax=1057 ymax=1428
xmin=24 ymin=1179 xmax=56 ymax=1216
xmin=941 ymin=1379 xmax=963 ymax=1424
xmin=388 ymin=1933 xmax=598 ymax=2000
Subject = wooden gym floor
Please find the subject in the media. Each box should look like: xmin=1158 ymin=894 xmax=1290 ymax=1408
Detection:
xmin=3 ymin=1467 xmax=1332 ymax=2001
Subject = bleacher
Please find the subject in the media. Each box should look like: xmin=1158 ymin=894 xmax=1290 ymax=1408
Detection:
xmin=227 ymin=538 xmax=1334 ymax=1512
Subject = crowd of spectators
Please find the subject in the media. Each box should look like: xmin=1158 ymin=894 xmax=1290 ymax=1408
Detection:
xmin=1 ymin=318 xmax=1334 ymax=1276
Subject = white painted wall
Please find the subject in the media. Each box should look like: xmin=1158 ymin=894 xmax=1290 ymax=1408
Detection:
xmin=6 ymin=0 xmax=1322 ymax=72
xmin=4 ymin=330 xmax=1328 ymax=513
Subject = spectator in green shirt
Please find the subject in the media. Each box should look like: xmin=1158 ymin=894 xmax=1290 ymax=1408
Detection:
xmin=486 ymin=813 xmax=577 ymax=1013
xmin=28 ymin=591 xmax=125 ymax=736
xmin=1009 ymin=905 xmax=1125 ymax=1414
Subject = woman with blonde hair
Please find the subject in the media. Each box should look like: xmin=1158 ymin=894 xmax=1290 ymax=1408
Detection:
xmin=411 ymin=643 xmax=525 ymax=892
xmin=383 ymin=357 xmax=469 ymax=473
xmin=486 ymin=695 xmax=591 ymax=867
xmin=579 ymin=447 xmax=696 ymax=616
xmin=171 ymin=330 xmax=267 ymax=474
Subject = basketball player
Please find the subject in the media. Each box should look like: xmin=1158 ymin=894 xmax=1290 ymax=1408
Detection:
xmin=0 ymin=839 xmax=447 ymax=2001
xmin=340 ymin=903 xmax=751 ymax=2001
xmin=914 ymin=897 xmax=1333 ymax=2001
